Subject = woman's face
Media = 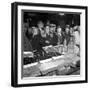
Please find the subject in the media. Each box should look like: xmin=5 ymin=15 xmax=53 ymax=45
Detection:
xmin=57 ymin=27 xmax=62 ymax=34
xmin=33 ymin=27 xmax=38 ymax=35
xmin=70 ymin=27 xmax=73 ymax=34
xmin=45 ymin=26 xmax=50 ymax=34
xmin=65 ymin=27 xmax=69 ymax=33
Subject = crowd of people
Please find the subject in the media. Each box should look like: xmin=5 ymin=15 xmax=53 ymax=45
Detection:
xmin=23 ymin=20 xmax=80 ymax=56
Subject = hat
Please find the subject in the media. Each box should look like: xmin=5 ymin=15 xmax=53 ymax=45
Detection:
xmin=50 ymin=24 xmax=56 ymax=27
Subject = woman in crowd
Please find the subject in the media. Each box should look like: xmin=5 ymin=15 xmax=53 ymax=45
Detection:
xmin=45 ymin=25 xmax=50 ymax=36
xmin=69 ymin=26 xmax=75 ymax=45
xmin=24 ymin=25 xmax=33 ymax=51
xmin=37 ymin=21 xmax=44 ymax=35
xmin=69 ymin=25 xmax=80 ymax=56
xmin=64 ymin=26 xmax=71 ymax=46
xmin=30 ymin=27 xmax=41 ymax=51
xmin=73 ymin=25 xmax=80 ymax=47
xmin=56 ymin=26 xmax=65 ymax=45
xmin=39 ymin=27 xmax=50 ymax=47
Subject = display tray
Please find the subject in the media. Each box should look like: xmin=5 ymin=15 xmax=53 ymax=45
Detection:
xmin=23 ymin=54 xmax=80 ymax=77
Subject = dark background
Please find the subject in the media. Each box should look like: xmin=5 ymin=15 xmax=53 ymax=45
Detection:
xmin=23 ymin=12 xmax=80 ymax=28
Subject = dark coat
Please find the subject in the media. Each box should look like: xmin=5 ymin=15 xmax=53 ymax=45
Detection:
xmin=30 ymin=34 xmax=42 ymax=51
xmin=49 ymin=33 xmax=58 ymax=46
xmin=64 ymin=32 xmax=71 ymax=45
xmin=23 ymin=30 xmax=33 ymax=51
xmin=57 ymin=32 xmax=65 ymax=44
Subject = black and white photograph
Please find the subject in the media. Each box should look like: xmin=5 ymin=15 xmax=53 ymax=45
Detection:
xmin=11 ymin=2 xmax=88 ymax=87
xmin=22 ymin=11 xmax=80 ymax=77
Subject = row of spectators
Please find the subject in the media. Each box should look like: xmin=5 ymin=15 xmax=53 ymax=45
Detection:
xmin=23 ymin=21 xmax=80 ymax=52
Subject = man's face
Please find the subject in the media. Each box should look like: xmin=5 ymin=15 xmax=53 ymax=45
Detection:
xmin=37 ymin=21 xmax=44 ymax=28
xmin=50 ymin=27 xmax=54 ymax=33
xmin=50 ymin=26 xmax=56 ymax=33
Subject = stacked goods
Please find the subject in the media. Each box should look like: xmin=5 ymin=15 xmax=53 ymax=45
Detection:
xmin=43 ymin=45 xmax=63 ymax=56
xmin=43 ymin=46 xmax=57 ymax=53
xmin=54 ymin=45 xmax=63 ymax=54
